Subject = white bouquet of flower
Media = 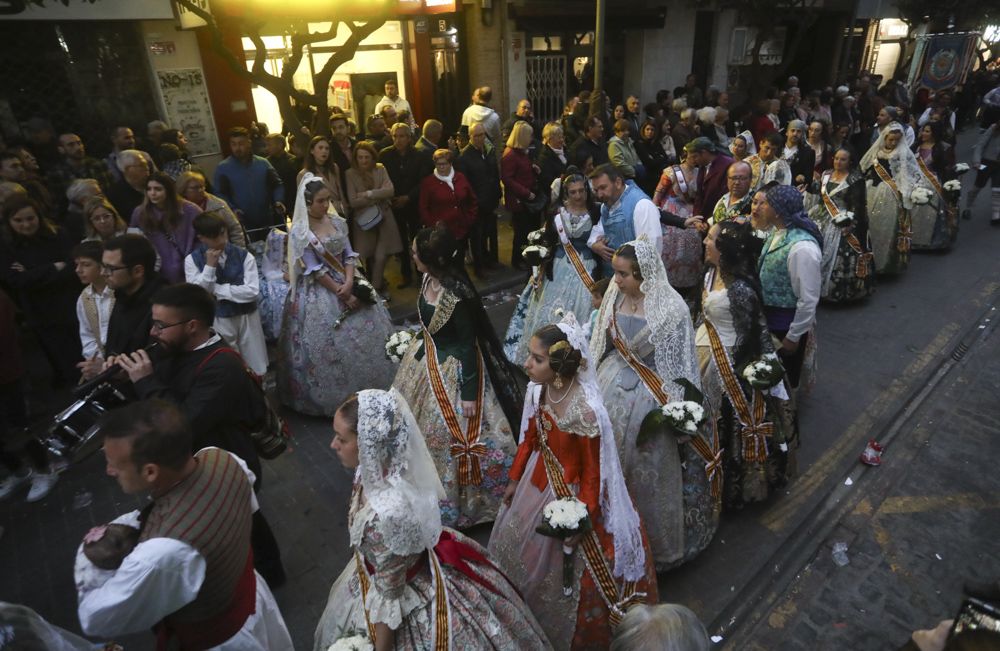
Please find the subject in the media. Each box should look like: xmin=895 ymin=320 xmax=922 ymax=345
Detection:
xmin=527 ymin=228 xmax=547 ymax=245
xmin=741 ymin=354 xmax=785 ymax=389
xmin=943 ymin=179 xmax=961 ymax=192
xmin=384 ymin=330 xmax=415 ymax=363
xmin=328 ymin=634 xmax=373 ymax=651
xmin=910 ymin=187 xmax=932 ymax=205
xmin=833 ymin=210 xmax=855 ymax=227
xmin=660 ymin=401 xmax=706 ymax=435
xmin=521 ymin=245 xmax=551 ymax=267
xmin=536 ymin=496 xmax=592 ymax=596
xmin=954 ymin=163 xmax=970 ymax=174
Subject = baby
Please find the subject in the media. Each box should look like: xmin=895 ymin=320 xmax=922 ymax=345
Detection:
xmin=74 ymin=511 xmax=141 ymax=594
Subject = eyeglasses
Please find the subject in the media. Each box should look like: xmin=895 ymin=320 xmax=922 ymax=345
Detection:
xmin=150 ymin=319 xmax=191 ymax=333
xmin=101 ymin=264 xmax=130 ymax=274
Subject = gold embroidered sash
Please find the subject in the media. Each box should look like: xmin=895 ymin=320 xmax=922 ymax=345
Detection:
xmin=821 ymin=175 xmax=873 ymax=278
xmin=873 ymin=162 xmax=899 ymax=196
xmin=916 ymin=156 xmax=945 ymax=197
xmin=555 ymin=213 xmax=596 ymax=292
xmin=535 ymin=405 xmax=641 ymax=627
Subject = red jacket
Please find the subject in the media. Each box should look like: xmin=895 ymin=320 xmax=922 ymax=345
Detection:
xmin=501 ymin=147 xmax=536 ymax=213
xmin=419 ymin=171 xmax=478 ymax=239
xmin=694 ymin=152 xmax=735 ymax=217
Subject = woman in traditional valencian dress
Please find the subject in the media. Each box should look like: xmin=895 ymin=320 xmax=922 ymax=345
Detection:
xmin=652 ymin=150 xmax=703 ymax=293
xmin=911 ymin=121 xmax=958 ymax=250
xmin=859 ymin=122 xmax=921 ymax=275
xmin=490 ymin=315 xmax=658 ymax=650
xmin=504 ymin=169 xmax=599 ymax=365
xmin=257 ymin=227 xmax=290 ymax=342
xmin=313 ymin=389 xmax=552 ymax=651
xmin=806 ymin=147 xmax=875 ymax=303
xmin=590 ymin=237 xmax=719 ymax=571
xmin=696 ymin=221 xmax=790 ymax=510
xmin=392 ymin=225 xmax=524 ymax=528
xmin=277 ymin=176 xmax=396 ymax=416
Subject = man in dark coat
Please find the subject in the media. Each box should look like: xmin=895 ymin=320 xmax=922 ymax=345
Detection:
xmin=380 ymin=123 xmax=433 ymax=287
xmin=535 ymin=122 xmax=568 ymax=208
xmin=456 ymin=123 xmax=502 ymax=270
xmin=687 ymin=137 xmax=735 ymax=219
xmin=569 ymin=116 xmax=608 ymax=168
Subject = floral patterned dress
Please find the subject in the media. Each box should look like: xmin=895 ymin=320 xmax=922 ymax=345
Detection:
xmin=313 ymin=491 xmax=552 ymax=651
xmin=653 ymin=164 xmax=703 ymax=289
xmin=488 ymin=390 xmax=658 ymax=650
xmin=392 ymin=287 xmax=517 ymax=528
xmin=595 ymin=306 xmax=719 ymax=571
xmin=276 ymin=216 xmax=396 ymax=416
xmin=257 ymin=227 xmax=290 ymax=342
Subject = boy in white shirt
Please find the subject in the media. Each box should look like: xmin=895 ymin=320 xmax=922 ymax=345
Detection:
xmin=73 ymin=241 xmax=115 ymax=367
xmin=184 ymin=212 xmax=269 ymax=375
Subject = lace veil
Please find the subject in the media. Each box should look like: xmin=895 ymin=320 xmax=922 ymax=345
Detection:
xmin=288 ymin=171 xmax=342 ymax=295
xmin=732 ymin=129 xmax=757 ymax=157
xmin=589 ymin=236 xmax=701 ymax=400
xmin=352 ymin=388 xmax=445 ymax=557
xmin=518 ymin=312 xmax=647 ymax=582
xmin=859 ymin=121 xmax=926 ymax=209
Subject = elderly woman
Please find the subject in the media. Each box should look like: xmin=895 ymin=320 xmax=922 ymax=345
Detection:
xmin=501 ymin=121 xmax=539 ymax=270
xmin=82 ymin=197 xmax=128 ymax=243
xmin=419 ymin=147 xmax=478 ymax=254
xmin=696 ymin=106 xmax=718 ymax=146
xmin=610 ymin=604 xmax=710 ymax=651
xmin=673 ymin=107 xmax=698 ymax=148
xmin=176 ymin=170 xmax=246 ymax=248
xmin=345 ymin=141 xmax=402 ymax=294
xmin=536 ymin=121 xmax=568 ymax=205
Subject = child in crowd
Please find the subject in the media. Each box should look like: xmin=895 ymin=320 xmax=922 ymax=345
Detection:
xmin=184 ymin=211 xmax=269 ymax=375
xmin=588 ymin=277 xmax=611 ymax=338
xmin=75 ymin=511 xmax=141 ymax=593
xmin=73 ymin=241 xmax=115 ymax=367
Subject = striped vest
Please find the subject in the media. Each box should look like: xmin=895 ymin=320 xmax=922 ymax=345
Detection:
xmin=139 ymin=448 xmax=253 ymax=623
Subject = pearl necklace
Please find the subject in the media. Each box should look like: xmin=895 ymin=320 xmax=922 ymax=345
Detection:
xmin=547 ymin=376 xmax=575 ymax=404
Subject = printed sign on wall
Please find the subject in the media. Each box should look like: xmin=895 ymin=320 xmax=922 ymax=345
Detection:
xmin=156 ymin=68 xmax=221 ymax=157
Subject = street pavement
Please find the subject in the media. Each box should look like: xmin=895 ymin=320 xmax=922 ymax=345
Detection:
xmin=1 ymin=128 xmax=998 ymax=651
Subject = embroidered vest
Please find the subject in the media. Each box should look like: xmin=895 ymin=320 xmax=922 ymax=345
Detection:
xmin=190 ymin=243 xmax=256 ymax=318
xmin=139 ymin=448 xmax=254 ymax=624
xmin=599 ymin=181 xmax=647 ymax=250
xmin=758 ymin=228 xmax=814 ymax=308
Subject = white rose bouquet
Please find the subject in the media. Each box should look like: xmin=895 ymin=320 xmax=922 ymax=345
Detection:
xmin=943 ymin=180 xmax=961 ymax=192
xmin=833 ymin=210 xmax=855 ymax=227
xmin=741 ymin=354 xmax=785 ymax=390
xmin=328 ymin=634 xmax=373 ymax=651
xmin=527 ymin=228 xmax=547 ymax=245
xmin=910 ymin=187 xmax=932 ymax=205
xmin=384 ymin=330 xmax=415 ymax=363
xmin=536 ymin=496 xmax=592 ymax=596
xmin=954 ymin=163 xmax=970 ymax=174
xmin=660 ymin=401 xmax=707 ymax=436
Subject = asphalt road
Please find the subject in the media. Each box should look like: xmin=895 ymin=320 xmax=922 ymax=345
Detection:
xmin=2 ymin=128 xmax=998 ymax=651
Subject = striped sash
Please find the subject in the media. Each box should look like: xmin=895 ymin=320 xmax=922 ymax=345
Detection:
xmin=916 ymin=156 xmax=945 ymax=196
xmin=555 ymin=213 xmax=595 ymax=292
xmin=873 ymin=162 xmax=899 ymax=196
xmin=421 ymin=329 xmax=487 ymax=486
xmin=354 ymin=550 xmax=377 ymax=641
xmin=703 ymin=321 xmax=773 ymax=463
xmin=821 ymin=175 xmax=873 ymax=278
xmin=609 ymin=309 xmax=722 ymax=500
xmin=536 ymin=406 xmax=642 ymax=627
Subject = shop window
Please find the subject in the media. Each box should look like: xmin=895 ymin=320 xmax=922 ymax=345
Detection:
xmin=529 ymin=36 xmax=562 ymax=52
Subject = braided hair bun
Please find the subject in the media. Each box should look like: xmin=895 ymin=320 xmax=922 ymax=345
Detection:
xmin=533 ymin=324 xmax=583 ymax=378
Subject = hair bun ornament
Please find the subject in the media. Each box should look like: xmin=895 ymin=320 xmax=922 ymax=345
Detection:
xmin=548 ymin=340 xmax=572 ymax=356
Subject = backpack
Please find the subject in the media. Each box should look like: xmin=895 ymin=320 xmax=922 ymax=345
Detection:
xmin=195 ymin=347 xmax=291 ymax=459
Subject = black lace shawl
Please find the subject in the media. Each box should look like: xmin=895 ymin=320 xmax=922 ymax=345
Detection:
xmin=726 ymin=278 xmax=776 ymax=370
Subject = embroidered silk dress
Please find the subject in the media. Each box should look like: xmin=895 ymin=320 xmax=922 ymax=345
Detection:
xmin=863 ymin=156 xmax=911 ymax=275
xmin=695 ymin=274 xmax=791 ymax=509
xmin=911 ymin=146 xmax=957 ymax=250
xmin=594 ymin=304 xmax=718 ymax=571
xmin=504 ymin=208 xmax=596 ymax=365
xmin=392 ymin=285 xmax=517 ymax=528
xmin=277 ymin=216 xmax=396 ymax=416
xmin=313 ymin=492 xmax=552 ymax=651
xmin=488 ymin=390 xmax=658 ymax=651
xmin=653 ymin=165 xmax=703 ymax=288
xmin=257 ymin=227 xmax=290 ymax=342
xmin=806 ymin=170 xmax=875 ymax=303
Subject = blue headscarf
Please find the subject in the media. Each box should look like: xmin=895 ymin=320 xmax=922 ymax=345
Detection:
xmin=765 ymin=184 xmax=822 ymax=248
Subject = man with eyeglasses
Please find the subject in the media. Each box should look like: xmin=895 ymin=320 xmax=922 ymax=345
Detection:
xmin=79 ymin=234 xmax=165 ymax=381
xmin=111 ymin=283 xmax=286 ymax=588
xmin=709 ymin=161 xmax=755 ymax=226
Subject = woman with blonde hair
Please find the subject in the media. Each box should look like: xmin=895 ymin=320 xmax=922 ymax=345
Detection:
xmin=502 ymin=120 xmax=539 ymax=269
xmin=82 ymin=197 xmax=128 ymax=243
xmin=176 ymin=170 xmax=246 ymax=248
xmin=345 ymin=141 xmax=402 ymax=295
xmin=610 ymin=604 xmax=709 ymax=651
